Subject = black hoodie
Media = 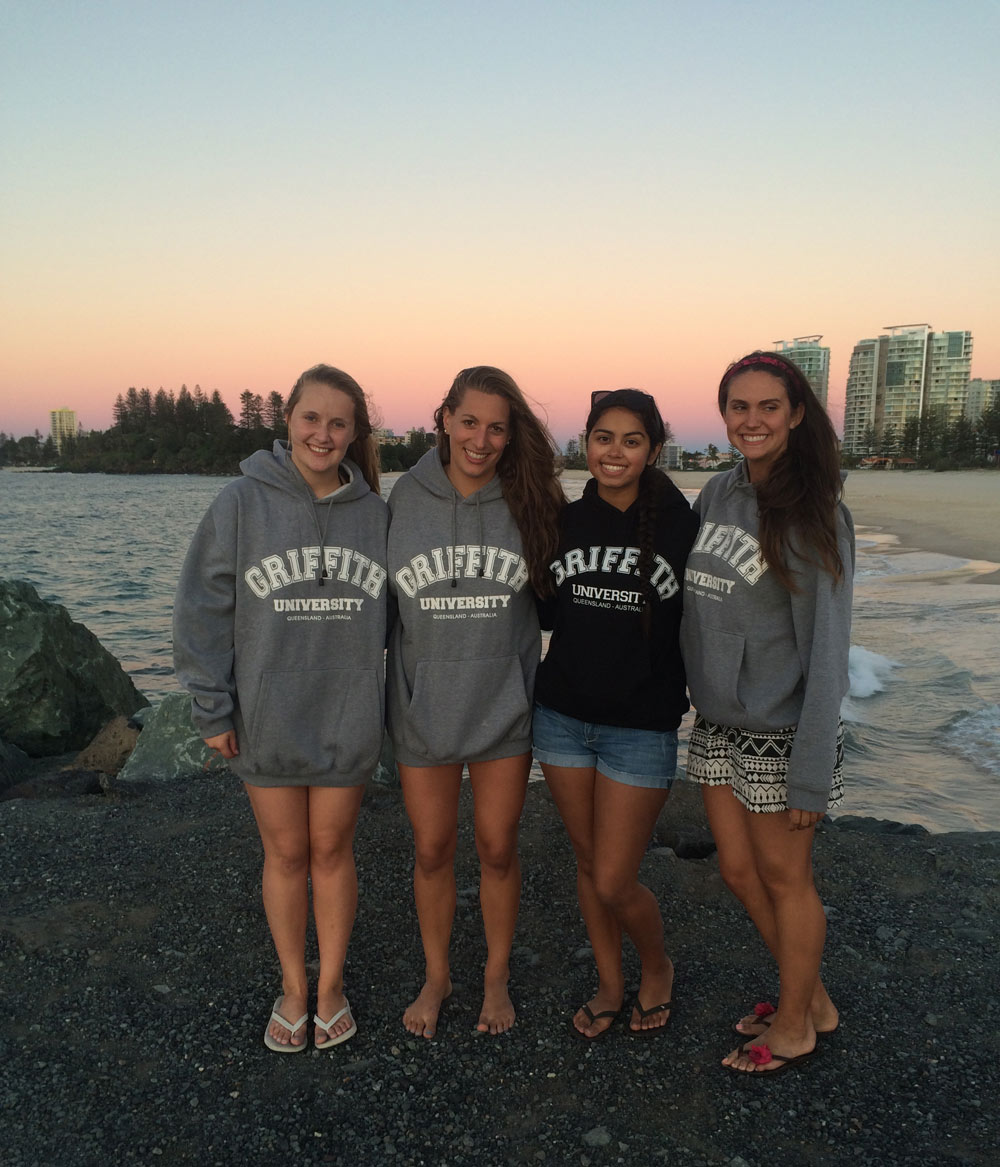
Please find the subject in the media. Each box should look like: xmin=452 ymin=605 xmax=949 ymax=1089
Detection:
xmin=534 ymin=474 xmax=698 ymax=731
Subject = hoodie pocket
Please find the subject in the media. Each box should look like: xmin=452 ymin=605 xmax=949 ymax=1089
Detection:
xmin=682 ymin=624 xmax=748 ymax=724
xmin=249 ymin=668 xmax=382 ymax=779
xmin=405 ymin=655 xmax=530 ymax=763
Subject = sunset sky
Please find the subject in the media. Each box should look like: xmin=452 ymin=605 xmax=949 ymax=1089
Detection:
xmin=3 ymin=1 xmax=998 ymax=449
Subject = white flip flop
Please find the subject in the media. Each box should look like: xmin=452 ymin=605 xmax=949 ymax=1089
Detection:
xmin=264 ymin=996 xmax=308 ymax=1053
xmin=314 ymin=998 xmax=357 ymax=1049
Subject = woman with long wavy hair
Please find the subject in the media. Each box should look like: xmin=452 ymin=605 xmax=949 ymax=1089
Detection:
xmin=681 ymin=351 xmax=854 ymax=1075
xmin=386 ymin=366 xmax=564 ymax=1037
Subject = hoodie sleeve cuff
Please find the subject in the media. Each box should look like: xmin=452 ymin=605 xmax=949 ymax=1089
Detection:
xmin=785 ymin=783 xmax=830 ymax=814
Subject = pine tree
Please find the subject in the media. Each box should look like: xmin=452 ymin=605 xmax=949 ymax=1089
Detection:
xmin=265 ymin=391 xmax=285 ymax=432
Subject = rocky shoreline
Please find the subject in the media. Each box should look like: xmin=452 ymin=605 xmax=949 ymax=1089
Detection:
xmin=2 ymin=770 xmax=997 ymax=1166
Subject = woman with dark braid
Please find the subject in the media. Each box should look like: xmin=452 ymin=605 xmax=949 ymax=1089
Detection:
xmin=533 ymin=390 xmax=698 ymax=1039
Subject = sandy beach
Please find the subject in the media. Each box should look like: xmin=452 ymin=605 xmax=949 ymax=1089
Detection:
xmin=668 ymin=468 xmax=1000 ymax=568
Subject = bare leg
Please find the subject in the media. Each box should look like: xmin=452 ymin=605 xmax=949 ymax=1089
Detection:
xmin=399 ymin=763 xmax=462 ymax=1037
xmin=469 ymin=753 xmax=531 ymax=1034
xmin=590 ymin=774 xmax=673 ymax=1032
xmin=245 ymin=784 xmax=310 ymax=1048
xmin=541 ymin=762 xmax=624 ymax=1037
xmin=703 ymin=787 xmax=830 ymax=1070
xmin=308 ymin=784 xmax=365 ymax=1044
xmin=703 ymin=785 xmax=838 ymax=1038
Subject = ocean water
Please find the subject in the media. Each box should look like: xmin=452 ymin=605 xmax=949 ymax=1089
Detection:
xmin=2 ymin=469 xmax=998 ymax=833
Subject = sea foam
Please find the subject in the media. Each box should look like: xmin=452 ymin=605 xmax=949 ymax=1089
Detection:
xmin=847 ymin=645 xmax=898 ymax=699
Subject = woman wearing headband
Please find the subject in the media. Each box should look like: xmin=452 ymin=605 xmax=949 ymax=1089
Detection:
xmin=681 ymin=351 xmax=854 ymax=1075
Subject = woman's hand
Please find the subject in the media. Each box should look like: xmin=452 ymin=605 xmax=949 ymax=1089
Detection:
xmin=788 ymin=807 xmax=824 ymax=831
xmin=204 ymin=731 xmax=239 ymax=760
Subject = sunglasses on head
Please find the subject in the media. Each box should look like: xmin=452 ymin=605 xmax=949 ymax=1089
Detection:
xmin=590 ymin=389 xmax=655 ymax=408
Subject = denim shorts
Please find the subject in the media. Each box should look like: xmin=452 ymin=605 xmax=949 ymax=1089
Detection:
xmin=532 ymin=703 xmax=677 ymax=790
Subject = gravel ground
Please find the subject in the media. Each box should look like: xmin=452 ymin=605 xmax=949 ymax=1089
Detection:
xmin=1 ymin=774 xmax=998 ymax=1166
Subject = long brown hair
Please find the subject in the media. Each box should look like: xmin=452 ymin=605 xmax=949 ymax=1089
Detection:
xmin=434 ymin=366 xmax=564 ymax=596
xmin=718 ymin=351 xmax=843 ymax=591
xmin=585 ymin=388 xmax=668 ymax=637
xmin=286 ymin=364 xmax=381 ymax=494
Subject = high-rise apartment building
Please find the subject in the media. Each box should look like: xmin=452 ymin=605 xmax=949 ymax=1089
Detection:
xmin=923 ymin=330 xmax=974 ymax=423
xmin=842 ymin=325 xmax=973 ymax=453
xmin=49 ymin=407 xmax=77 ymax=451
xmin=773 ymin=336 xmax=830 ymax=407
xmin=965 ymin=378 xmax=1000 ymax=421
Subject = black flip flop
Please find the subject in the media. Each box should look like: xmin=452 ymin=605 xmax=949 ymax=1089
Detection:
xmin=570 ymin=1002 xmax=620 ymax=1041
xmin=628 ymin=998 xmax=673 ymax=1037
xmin=725 ymin=1040 xmax=819 ymax=1076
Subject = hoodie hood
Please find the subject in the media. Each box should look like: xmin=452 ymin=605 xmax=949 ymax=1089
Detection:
xmin=403 ymin=448 xmax=503 ymax=587
xmin=406 ymin=446 xmax=505 ymax=505
xmin=240 ymin=439 xmax=371 ymax=505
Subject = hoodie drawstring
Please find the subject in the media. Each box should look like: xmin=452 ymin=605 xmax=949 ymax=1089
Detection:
xmin=311 ymin=499 xmax=337 ymax=586
xmin=450 ymin=495 xmax=458 ymax=587
xmin=475 ymin=492 xmax=485 ymax=576
xmin=449 ymin=491 xmax=487 ymax=587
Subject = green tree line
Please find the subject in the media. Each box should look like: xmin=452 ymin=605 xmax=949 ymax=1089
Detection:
xmin=846 ymin=403 xmax=1000 ymax=470
xmin=1 ymin=385 xmax=435 ymax=475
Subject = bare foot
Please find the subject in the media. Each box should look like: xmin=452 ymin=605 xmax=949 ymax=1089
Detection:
xmin=572 ymin=990 xmax=623 ymax=1039
xmin=630 ymin=958 xmax=674 ymax=1033
xmin=403 ymin=979 xmax=452 ymax=1039
xmin=266 ymin=993 xmax=307 ymax=1049
xmin=315 ymin=991 xmax=354 ymax=1047
xmin=477 ymin=977 xmax=515 ymax=1035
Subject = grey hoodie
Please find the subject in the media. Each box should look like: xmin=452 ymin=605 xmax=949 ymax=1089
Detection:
xmin=680 ymin=462 xmax=855 ymax=812
xmin=173 ymin=441 xmax=389 ymax=787
xmin=386 ymin=448 xmax=540 ymax=766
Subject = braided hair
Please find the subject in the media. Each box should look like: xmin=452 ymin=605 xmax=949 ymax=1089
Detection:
xmin=585 ymin=389 xmax=669 ymax=638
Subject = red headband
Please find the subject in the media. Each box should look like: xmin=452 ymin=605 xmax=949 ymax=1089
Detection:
xmin=720 ymin=354 xmax=788 ymax=386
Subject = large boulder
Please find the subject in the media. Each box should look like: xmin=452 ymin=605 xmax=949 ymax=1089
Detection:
xmin=117 ymin=691 xmax=229 ymax=783
xmin=0 ymin=579 xmax=149 ymax=756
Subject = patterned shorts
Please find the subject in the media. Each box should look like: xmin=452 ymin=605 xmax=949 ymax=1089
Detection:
xmin=686 ymin=714 xmax=845 ymax=813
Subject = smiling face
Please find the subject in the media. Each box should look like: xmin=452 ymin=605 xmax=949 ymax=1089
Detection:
xmin=286 ymin=382 xmax=357 ymax=496
xmin=442 ymin=388 xmax=510 ymax=496
xmin=586 ymin=406 xmax=661 ymax=510
xmin=723 ymin=370 xmax=804 ymax=483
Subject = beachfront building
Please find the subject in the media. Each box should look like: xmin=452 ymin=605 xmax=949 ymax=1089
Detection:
xmin=842 ymin=325 xmax=973 ymax=454
xmin=923 ymin=330 xmax=974 ymax=424
xmin=965 ymin=378 xmax=1000 ymax=421
xmin=660 ymin=442 xmax=683 ymax=470
xmin=773 ymin=336 xmax=830 ymax=407
xmin=49 ymin=407 xmax=77 ymax=452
